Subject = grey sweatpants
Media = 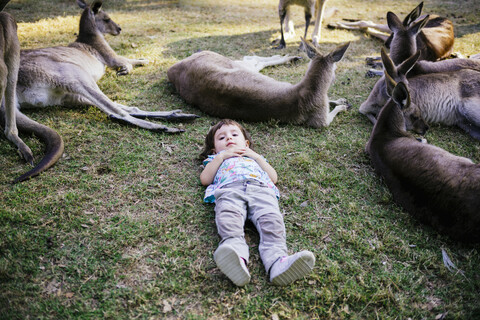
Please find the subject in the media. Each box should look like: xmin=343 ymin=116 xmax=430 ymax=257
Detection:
xmin=213 ymin=180 xmax=287 ymax=273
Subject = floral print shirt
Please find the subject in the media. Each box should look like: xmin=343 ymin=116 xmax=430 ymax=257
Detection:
xmin=203 ymin=151 xmax=280 ymax=203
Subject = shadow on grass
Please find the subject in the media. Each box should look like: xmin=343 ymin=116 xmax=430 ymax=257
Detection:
xmin=162 ymin=29 xmax=355 ymax=61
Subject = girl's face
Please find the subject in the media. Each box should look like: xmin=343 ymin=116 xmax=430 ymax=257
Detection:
xmin=213 ymin=124 xmax=249 ymax=153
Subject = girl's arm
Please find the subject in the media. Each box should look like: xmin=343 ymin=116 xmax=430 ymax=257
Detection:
xmin=244 ymin=148 xmax=278 ymax=184
xmin=200 ymin=154 xmax=225 ymax=186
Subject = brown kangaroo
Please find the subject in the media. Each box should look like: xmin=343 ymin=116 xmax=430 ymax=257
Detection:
xmin=329 ymin=2 xmax=454 ymax=63
xmin=11 ymin=0 xmax=198 ymax=183
xmin=167 ymin=38 xmax=350 ymax=128
xmin=366 ymin=81 xmax=480 ymax=242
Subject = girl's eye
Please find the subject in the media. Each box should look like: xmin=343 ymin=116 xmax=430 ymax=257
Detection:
xmin=218 ymin=136 xmax=225 ymax=140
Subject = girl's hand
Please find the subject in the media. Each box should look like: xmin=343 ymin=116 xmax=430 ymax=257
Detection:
xmin=243 ymin=147 xmax=260 ymax=161
xmin=220 ymin=146 xmax=247 ymax=160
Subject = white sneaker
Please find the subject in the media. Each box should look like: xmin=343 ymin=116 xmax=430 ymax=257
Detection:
xmin=214 ymin=245 xmax=251 ymax=286
xmin=269 ymin=251 xmax=315 ymax=286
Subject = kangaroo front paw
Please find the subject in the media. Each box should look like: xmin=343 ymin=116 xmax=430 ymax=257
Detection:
xmin=116 ymin=66 xmax=130 ymax=76
xmin=17 ymin=143 xmax=34 ymax=165
xmin=330 ymin=98 xmax=348 ymax=106
xmin=116 ymin=63 xmax=134 ymax=76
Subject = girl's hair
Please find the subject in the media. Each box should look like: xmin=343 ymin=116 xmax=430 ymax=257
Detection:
xmin=199 ymin=119 xmax=253 ymax=160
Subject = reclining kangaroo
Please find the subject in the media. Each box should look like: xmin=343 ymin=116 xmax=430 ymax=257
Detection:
xmin=366 ymin=81 xmax=480 ymax=242
xmin=329 ymin=2 xmax=454 ymax=63
xmin=0 ymin=1 xmax=33 ymax=167
xmin=167 ymin=38 xmax=350 ymax=128
xmin=361 ymin=47 xmax=480 ymax=139
xmin=359 ymin=10 xmax=480 ymax=130
xmin=11 ymin=0 xmax=198 ymax=183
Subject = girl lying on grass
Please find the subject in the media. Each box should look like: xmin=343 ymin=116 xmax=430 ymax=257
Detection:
xmin=200 ymin=119 xmax=315 ymax=286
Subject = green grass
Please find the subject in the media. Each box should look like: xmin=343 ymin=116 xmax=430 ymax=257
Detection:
xmin=1 ymin=0 xmax=480 ymax=318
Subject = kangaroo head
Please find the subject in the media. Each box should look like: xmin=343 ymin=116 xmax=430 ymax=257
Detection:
xmin=382 ymin=49 xmax=428 ymax=135
xmin=385 ymin=1 xmax=424 ymax=48
xmin=387 ymin=10 xmax=429 ymax=65
xmin=300 ymin=37 xmax=350 ymax=62
xmin=359 ymin=47 xmax=419 ymax=119
xmin=77 ymin=0 xmax=122 ymax=36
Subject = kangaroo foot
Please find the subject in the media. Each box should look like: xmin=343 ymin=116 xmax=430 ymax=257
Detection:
xmin=365 ymin=69 xmax=384 ymax=78
xmin=108 ymin=114 xmax=185 ymax=133
xmin=274 ymin=41 xmax=286 ymax=50
xmin=129 ymin=110 xmax=200 ymax=121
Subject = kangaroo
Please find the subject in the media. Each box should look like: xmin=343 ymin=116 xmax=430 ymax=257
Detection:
xmin=358 ymin=9 xmax=480 ymax=126
xmin=274 ymin=0 xmax=333 ymax=49
xmin=18 ymin=0 xmax=198 ymax=132
xmin=0 ymin=1 xmax=32 ymax=166
xmin=167 ymin=38 xmax=350 ymax=128
xmin=361 ymin=47 xmax=480 ymax=140
xmin=329 ymin=2 xmax=454 ymax=63
xmin=366 ymin=81 xmax=480 ymax=242
xmin=10 ymin=0 xmax=198 ymax=183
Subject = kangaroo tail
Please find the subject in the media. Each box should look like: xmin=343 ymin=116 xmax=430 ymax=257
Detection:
xmin=11 ymin=110 xmax=64 ymax=183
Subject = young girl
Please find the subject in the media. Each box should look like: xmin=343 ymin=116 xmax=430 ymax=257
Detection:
xmin=200 ymin=119 xmax=315 ymax=286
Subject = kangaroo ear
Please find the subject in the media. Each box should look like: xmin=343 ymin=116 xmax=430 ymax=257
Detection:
xmin=301 ymin=37 xmax=319 ymax=59
xmin=77 ymin=0 xmax=87 ymax=9
xmin=403 ymin=2 xmax=423 ymax=26
xmin=91 ymin=1 xmax=102 ymax=14
xmin=381 ymin=46 xmax=396 ymax=79
xmin=397 ymin=50 xmax=421 ymax=76
xmin=387 ymin=11 xmax=404 ymax=33
xmin=391 ymin=82 xmax=410 ymax=110
xmin=385 ymin=71 xmax=397 ymax=97
xmin=329 ymin=42 xmax=350 ymax=62
xmin=408 ymin=14 xmax=429 ymax=36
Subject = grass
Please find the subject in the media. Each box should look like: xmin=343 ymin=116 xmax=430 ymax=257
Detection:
xmin=1 ymin=0 xmax=480 ymax=318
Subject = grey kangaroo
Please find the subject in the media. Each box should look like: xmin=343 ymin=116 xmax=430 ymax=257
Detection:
xmin=361 ymin=47 xmax=480 ymax=140
xmin=366 ymin=81 xmax=480 ymax=242
xmin=11 ymin=0 xmax=197 ymax=182
xmin=359 ymin=9 xmax=480 ymax=131
xmin=167 ymin=38 xmax=350 ymax=128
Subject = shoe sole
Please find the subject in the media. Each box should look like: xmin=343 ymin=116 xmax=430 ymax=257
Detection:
xmin=214 ymin=246 xmax=250 ymax=286
xmin=272 ymin=252 xmax=315 ymax=286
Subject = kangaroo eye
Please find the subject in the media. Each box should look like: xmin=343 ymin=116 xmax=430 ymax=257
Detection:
xmin=104 ymin=18 xmax=111 ymax=23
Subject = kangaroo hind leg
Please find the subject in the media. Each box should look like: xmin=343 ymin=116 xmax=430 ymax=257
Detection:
xmin=80 ymin=84 xmax=189 ymax=133
xmin=236 ymin=55 xmax=301 ymax=73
